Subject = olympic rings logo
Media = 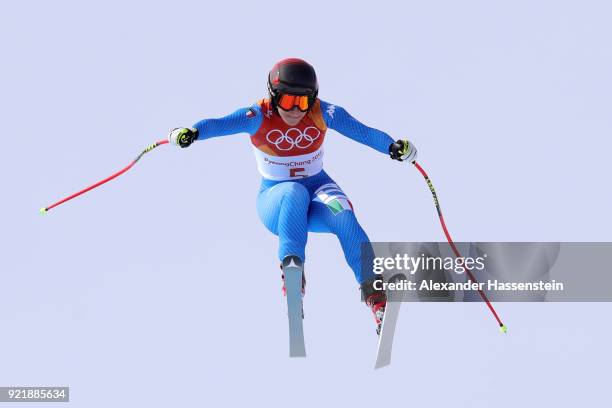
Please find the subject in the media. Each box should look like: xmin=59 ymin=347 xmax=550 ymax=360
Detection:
xmin=265 ymin=127 xmax=321 ymax=151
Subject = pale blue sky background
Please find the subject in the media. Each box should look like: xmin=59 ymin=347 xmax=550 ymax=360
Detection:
xmin=1 ymin=0 xmax=611 ymax=406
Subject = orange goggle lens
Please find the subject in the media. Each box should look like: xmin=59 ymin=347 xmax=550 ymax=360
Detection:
xmin=277 ymin=94 xmax=313 ymax=112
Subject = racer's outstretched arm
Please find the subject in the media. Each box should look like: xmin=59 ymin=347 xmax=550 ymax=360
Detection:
xmin=320 ymin=100 xmax=417 ymax=162
xmin=194 ymin=106 xmax=262 ymax=140
xmin=168 ymin=106 xmax=263 ymax=147
xmin=320 ymin=100 xmax=394 ymax=154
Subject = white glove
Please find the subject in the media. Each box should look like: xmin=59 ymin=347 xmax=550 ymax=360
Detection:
xmin=389 ymin=139 xmax=417 ymax=162
xmin=168 ymin=127 xmax=198 ymax=148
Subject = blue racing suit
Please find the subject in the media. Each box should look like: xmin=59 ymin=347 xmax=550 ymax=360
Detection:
xmin=193 ymin=98 xmax=394 ymax=284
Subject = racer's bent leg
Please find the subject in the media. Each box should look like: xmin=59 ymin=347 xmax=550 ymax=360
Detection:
xmin=307 ymin=183 xmax=376 ymax=284
xmin=257 ymin=182 xmax=310 ymax=262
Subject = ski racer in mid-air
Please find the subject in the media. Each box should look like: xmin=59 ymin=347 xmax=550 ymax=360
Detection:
xmin=168 ymin=58 xmax=417 ymax=334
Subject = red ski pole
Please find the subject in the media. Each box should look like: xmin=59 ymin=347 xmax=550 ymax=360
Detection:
xmin=40 ymin=139 xmax=169 ymax=214
xmin=412 ymin=160 xmax=508 ymax=333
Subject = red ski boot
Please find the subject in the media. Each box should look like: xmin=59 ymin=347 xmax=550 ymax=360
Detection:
xmin=361 ymin=277 xmax=387 ymax=335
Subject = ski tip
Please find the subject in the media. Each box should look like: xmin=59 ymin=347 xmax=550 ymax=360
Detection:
xmin=39 ymin=207 xmax=47 ymax=215
xmin=499 ymin=325 xmax=508 ymax=334
xmin=374 ymin=363 xmax=389 ymax=370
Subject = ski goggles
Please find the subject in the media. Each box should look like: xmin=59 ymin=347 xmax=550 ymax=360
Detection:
xmin=275 ymin=93 xmax=316 ymax=112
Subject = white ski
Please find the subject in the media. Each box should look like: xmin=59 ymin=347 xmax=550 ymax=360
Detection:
xmin=374 ymin=273 xmax=406 ymax=369
xmin=283 ymin=256 xmax=306 ymax=357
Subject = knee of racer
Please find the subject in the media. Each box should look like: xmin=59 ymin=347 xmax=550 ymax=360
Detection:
xmin=256 ymin=183 xmax=310 ymax=235
xmin=279 ymin=182 xmax=310 ymax=207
